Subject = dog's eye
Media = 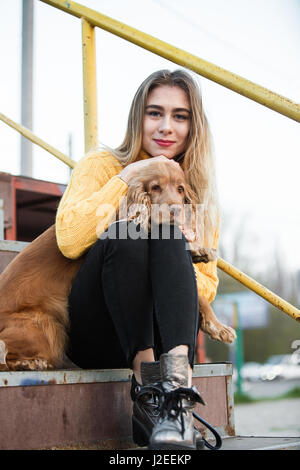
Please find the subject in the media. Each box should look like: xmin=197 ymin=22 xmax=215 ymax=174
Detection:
xmin=178 ymin=186 xmax=185 ymax=193
xmin=151 ymin=184 xmax=161 ymax=191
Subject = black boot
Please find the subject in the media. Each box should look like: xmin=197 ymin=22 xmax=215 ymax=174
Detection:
xmin=131 ymin=360 xmax=205 ymax=449
xmin=148 ymin=354 xmax=206 ymax=450
xmin=131 ymin=361 xmax=162 ymax=447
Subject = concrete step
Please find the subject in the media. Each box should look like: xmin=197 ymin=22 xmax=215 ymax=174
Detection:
xmin=130 ymin=435 xmax=300 ymax=451
xmin=212 ymin=435 xmax=300 ymax=450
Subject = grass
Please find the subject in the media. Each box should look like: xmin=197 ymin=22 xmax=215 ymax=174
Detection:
xmin=234 ymin=386 xmax=300 ymax=404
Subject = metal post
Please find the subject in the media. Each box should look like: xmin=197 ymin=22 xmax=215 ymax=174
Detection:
xmin=0 ymin=199 xmax=4 ymax=240
xmin=20 ymin=0 xmax=34 ymax=177
xmin=196 ymin=331 xmax=206 ymax=363
xmin=68 ymin=132 xmax=73 ymax=177
xmin=82 ymin=19 xmax=98 ymax=153
xmin=297 ymin=271 xmax=300 ymax=308
xmin=233 ymin=302 xmax=244 ymax=395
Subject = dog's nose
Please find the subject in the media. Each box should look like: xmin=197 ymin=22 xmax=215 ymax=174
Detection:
xmin=169 ymin=204 xmax=182 ymax=216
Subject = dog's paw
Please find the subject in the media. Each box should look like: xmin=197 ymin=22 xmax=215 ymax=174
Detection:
xmin=0 ymin=340 xmax=7 ymax=366
xmin=201 ymin=318 xmax=236 ymax=344
xmin=7 ymin=359 xmax=54 ymax=371
xmin=191 ymin=247 xmax=217 ymax=264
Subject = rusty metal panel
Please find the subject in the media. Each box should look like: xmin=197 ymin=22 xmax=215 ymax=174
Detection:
xmin=0 ymin=364 xmax=234 ymax=449
xmin=0 ymin=368 xmax=133 ymax=387
xmin=0 ymin=381 xmax=133 ymax=450
xmin=0 ymin=241 xmax=29 ymax=274
xmin=0 ymin=240 xmax=29 ymax=252
xmin=0 ymin=251 xmax=18 ymax=274
xmin=0 ymin=364 xmax=232 ymax=388
xmin=194 ymin=362 xmax=232 ymax=377
xmin=0 ymin=172 xmax=67 ymax=242
xmin=225 ymin=374 xmax=236 ymax=436
xmin=0 ymin=172 xmax=13 ymax=233
xmin=0 ymin=198 xmax=4 ymax=239
xmin=13 ymin=175 xmax=65 ymax=196
xmin=193 ymin=376 xmax=232 ymax=439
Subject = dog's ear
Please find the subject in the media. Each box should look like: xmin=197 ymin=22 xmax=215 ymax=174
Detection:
xmin=126 ymin=180 xmax=151 ymax=231
xmin=127 ymin=180 xmax=150 ymax=211
xmin=184 ymin=183 xmax=197 ymax=206
xmin=127 ymin=180 xmax=144 ymax=203
xmin=182 ymin=183 xmax=197 ymax=232
xmin=182 ymin=183 xmax=207 ymax=257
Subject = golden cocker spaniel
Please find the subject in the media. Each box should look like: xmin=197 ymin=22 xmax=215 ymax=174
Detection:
xmin=0 ymin=159 xmax=235 ymax=371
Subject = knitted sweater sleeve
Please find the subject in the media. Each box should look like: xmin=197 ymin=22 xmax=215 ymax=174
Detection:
xmin=193 ymin=226 xmax=220 ymax=303
xmin=55 ymin=152 xmax=128 ymax=259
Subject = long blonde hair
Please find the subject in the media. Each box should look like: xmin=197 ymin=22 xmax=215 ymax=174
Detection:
xmin=108 ymin=69 xmax=219 ymax=247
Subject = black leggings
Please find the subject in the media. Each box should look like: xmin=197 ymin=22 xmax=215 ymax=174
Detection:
xmin=67 ymin=221 xmax=200 ymax=370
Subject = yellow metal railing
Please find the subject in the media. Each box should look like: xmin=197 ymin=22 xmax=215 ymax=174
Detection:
xmin=0 ymin=112 xmax=75 ymax=168
xmin=0 ymin=0 xmax=299 ymax=323
xmin=40 ymin=0 xmax=300 ymax=124
xmin=217 ymin=259 xmax=300 ymax=323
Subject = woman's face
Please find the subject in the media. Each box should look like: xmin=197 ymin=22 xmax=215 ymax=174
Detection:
xmin=142 ymin=85 xmax=191 ymax=159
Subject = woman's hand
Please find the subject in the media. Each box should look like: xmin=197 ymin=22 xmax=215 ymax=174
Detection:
xmin=118 ymin=155 xmax=180 ymax=184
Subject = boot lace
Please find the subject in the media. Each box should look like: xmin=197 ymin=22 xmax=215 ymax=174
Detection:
xmin=135 ymin=384 xmax=222 ymax=449
xmin=159 ymin=387 xmax=203 ymax=437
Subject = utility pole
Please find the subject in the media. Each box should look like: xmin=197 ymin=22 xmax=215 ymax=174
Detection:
xmin=20 ymin=0 xmax=34 ymax=177
xmin=68 ymin=133 xmax=73 ymax=177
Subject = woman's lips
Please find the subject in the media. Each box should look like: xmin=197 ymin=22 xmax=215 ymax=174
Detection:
xmin=154 ymin=139 xmax=175 ymax=147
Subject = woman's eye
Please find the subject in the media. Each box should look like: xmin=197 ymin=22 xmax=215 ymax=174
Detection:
xmin=148 ymin=111 xmax=161 ymax=117
xmin=174 ymin=114 xmax=188 ymax=121
xmin=152 ymin=185 xmax=161 ymax=191
xmin=178 ymin=186 xmax=184 ymax=193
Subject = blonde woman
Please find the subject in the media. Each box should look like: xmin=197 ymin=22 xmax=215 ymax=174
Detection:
xmin=56 ymin=69 xmax=220 ymax=450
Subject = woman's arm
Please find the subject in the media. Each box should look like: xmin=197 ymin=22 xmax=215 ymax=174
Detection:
xmin=56 ymin=152 xmax=128 ymax=259
xmin=193 ymin=227 xmax=220 ymax=303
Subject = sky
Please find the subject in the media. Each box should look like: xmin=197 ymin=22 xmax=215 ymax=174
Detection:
xmin=0 ymin=0 xmax=300 ymax=274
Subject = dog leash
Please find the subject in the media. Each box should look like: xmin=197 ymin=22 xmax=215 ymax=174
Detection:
xmin=193 ymin=411 xmax=222 ymax=450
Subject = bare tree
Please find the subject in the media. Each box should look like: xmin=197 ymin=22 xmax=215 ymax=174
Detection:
xmin=218 ymin=209 xmax=291 ymax=300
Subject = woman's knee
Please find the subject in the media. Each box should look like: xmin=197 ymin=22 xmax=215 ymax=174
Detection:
xmin=100 ymin=220 xmax=149 ymax=260
xmin=150 ymin=223 xmax=190 ymax=255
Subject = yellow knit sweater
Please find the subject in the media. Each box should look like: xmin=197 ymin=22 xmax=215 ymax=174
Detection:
xmin=56 ymin=149 xmax=219 ymax=303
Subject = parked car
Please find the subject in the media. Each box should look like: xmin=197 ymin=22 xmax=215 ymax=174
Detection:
xmin=279 ymin=354 xmax=300 ymax=380
xmin=259 ymin=354 xmax=300 ymax=381
xmin=232 ymin=362 xmax=262 ymax=383
xmin=240 ymin=362 xmax=262 ymax=382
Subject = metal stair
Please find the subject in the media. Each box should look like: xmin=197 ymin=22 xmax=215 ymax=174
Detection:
xmin=0 ymin=221 xmax=299 ymax=451
xmin=0 ymin=363 xmax=234 ymax=450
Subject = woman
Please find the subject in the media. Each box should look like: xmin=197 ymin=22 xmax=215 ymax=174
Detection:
xmin=55 ymin=69 xmax=220 ymax=450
